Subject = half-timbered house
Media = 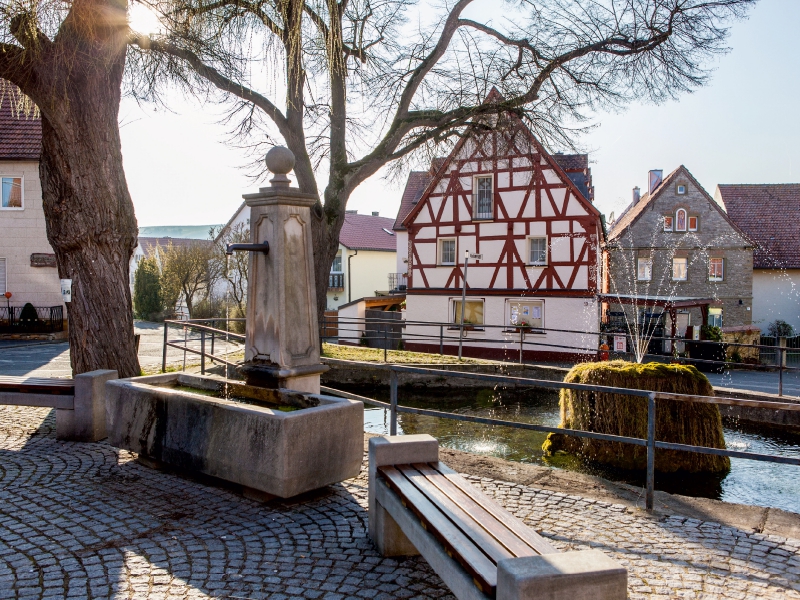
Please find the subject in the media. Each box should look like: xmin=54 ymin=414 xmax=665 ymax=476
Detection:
xmin=397 ymin=93 xmax=603 ymax=361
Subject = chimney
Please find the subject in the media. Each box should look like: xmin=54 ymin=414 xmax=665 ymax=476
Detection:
xmin=345 ymin=209 xmax=357 ymax=214
xmin=648 ymin=170 xmax=663 ymax=194
xmin=632 ymin=186 xmax=641 ymax=204
xmin=372 ymin=211 xmax=379 ymax=217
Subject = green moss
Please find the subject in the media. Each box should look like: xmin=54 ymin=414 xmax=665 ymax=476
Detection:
xmin=542 ymin=360 xmax=730 ymax=473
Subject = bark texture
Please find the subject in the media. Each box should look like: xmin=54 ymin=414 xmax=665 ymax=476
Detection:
xmin=2 ymin=0 xmax=140 ymax=377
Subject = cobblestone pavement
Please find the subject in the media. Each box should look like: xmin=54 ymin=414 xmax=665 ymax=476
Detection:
xmin=1 ymin=406 xmax=799 ymax=599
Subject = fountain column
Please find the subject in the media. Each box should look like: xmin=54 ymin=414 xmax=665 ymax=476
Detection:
xmin=236 ymin=147 xmax=328 ymax=393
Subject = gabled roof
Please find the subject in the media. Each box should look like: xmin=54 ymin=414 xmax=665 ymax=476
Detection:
xmin=392 ymin=171 xmax=432 ymax=231
xmin=340 ymin=213 xmax=396 ymax=251
xmin=717 ymin=184 xmax=800 ymax=269
xmin=214 ymin=201 xmax=247 ymax=243
xmin=0 ymin=96 xmax=41 ymax=161
xmin=552 ymin=153 xmax=593 ymax=203
xmin=608 ymin=165 xmax=750 ymax=243
xmin=401 ymin=89 xmax=601 ymax=230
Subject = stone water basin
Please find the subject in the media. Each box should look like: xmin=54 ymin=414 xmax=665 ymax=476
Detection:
xmin=105 ymin=373 xmax=364 ymax=498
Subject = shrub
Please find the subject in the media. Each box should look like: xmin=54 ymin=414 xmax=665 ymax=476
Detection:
xmin=133 ymin=256 xmax=163 ymax=321
xmin=700 ymin=325 xmax=722 ymax=341
xmin=767 ymin=320 xmax=795 ymax=338
xmin=542 ymin=361 xmax=729 ymax=473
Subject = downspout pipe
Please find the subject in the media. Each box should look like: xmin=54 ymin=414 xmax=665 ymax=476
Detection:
xmin=347 ymin=249 xmax=358 ymax=302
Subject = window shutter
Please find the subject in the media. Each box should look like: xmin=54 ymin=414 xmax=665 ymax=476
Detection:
xmin=0 ymin=258 xmax=5 ymax=293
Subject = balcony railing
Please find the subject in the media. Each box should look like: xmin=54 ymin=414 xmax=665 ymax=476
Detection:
xmin=329 ymin=272 xmax=344 ymax=291
xmin=388 ymin=272 xmax=407 ymax=291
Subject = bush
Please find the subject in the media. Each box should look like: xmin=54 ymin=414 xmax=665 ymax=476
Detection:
xmin=19 ymin=302 xmax=39 ymax=323
xmin=700 ymin=325 xmax=722 ymax=341
xmin=133 ymin=257 xmax=163 ymax=321
xmin=767 ymin=320 xmax=795 ymax=338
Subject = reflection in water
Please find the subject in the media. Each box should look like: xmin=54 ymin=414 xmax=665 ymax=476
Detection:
xmin=353 ymin=384 xmax=800 ymax=514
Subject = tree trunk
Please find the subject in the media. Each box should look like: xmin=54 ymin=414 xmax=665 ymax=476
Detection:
xmin=311 ymin=192 xmax=348 ymax=336
xmin=32 ymin=1 xmax=140 ymax=378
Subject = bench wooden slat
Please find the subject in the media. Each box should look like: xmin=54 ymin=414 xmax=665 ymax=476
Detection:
xmin=379 ymin=465 xmax=498 ymax=594
xmin=433 ymin=462 xmax=559 ymax=556
xmin=411 ymin=462 xmax=549 ymax=559
xmin=397 ymin=464 xmax=517 ymax=564
xmin=0 ymin=376 xmax=75 ymax=395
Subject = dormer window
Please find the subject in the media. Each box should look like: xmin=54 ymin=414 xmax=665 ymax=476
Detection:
xmin=473 ymin=176 xmax=493 ymax=220
xmin=675 ymin=208 xmax=687 ymax=232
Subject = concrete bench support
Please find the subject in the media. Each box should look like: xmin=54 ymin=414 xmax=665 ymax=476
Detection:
xmin=368 ymin=435 xmax=627 ymax=600
xmin=56 ymin=370 xmax=117 ymax=441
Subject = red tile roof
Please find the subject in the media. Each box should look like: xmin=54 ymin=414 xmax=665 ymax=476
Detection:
xmin=392 ymin=171 xmax=432 ymax=231
xmin=717 ymin=184 xmax=800 ymax=269
xmin=0 ymin=96 xmax=41 ymax=161
xmin=340 ymin=213 xmax=397 ymax=251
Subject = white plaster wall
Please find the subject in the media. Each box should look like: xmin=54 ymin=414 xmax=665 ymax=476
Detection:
xmin=0 ymin=161 xmax=64 ymax=308
xmin=327 ymin=248 xmax=397 ymax=310
xmin=337 ymin=300 xmax=366 ymax=344
xmin=404 ymin=294 xmax=600 ymax=355
xmin=395 ymin=231 xmax=408 ymax=275
xmin=752 ymin=269 xmax=800 ymax=331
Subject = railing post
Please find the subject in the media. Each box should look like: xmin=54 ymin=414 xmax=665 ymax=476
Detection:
xmin=162 ymin=322 xmax=168 ymax=373
xmin=646 ymin=393 xmax=656 ymax=511
xmin=200 ymin=329 xmax=206 ymax=375
xmin=210 ymin=329 xmax=215 ymax=363
xmin=519 ymin=327 xmax=524 ymax=365
xmin=440 ymin=325 xmax=444 ymax=356
xmin=390 ymin=368 xmax=398 ymax=436
xmin=384 ymin=326 xmax=388 ymax=363
xmin=183 ymin=325 xmax=188 ymax=372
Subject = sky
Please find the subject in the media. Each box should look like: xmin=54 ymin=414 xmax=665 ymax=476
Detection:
xmin=122 ymin=0 xmax=800 ymax=228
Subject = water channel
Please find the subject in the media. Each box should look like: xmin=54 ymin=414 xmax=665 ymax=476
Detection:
xmin=344 ymin=384 xmax=800 ymax=514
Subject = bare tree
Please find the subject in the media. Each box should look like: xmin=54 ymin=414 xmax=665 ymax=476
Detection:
xmin=0 ymin=0 xmax=139 ymax=376
xmin=159 ymin=241 xmax=217 ymax=318
xmin=211 ymin=223 xmax=249 ymax=316
xmin=128 ymin=0 xmax=754 ymax=325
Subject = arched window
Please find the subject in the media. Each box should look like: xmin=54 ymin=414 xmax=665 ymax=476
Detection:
xmin=675 ymin=208 xmax=687 ymax=232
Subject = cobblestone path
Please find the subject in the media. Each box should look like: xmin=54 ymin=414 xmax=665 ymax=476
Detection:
xmin=1 ymin=406 xmax=799 ymax=599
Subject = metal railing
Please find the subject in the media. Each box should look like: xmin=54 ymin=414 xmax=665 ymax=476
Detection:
xmin=321 ymin=364 xmax=800 ymax=511
xmin=161 ymin=318 xmax=245 ymax=374
xmin=329 ymin=273 xmax=344 ymax=290
xmin=0 ymin=305 xmax=64 ymax=334
xmin=388 ymin=272 xmax=407 ymax=291
xmin=324 ymin=315 xmax=799 ymax=396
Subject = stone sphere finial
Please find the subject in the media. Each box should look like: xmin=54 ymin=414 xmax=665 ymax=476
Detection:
xmin=266 ymin=146 xmax=295 ymax=187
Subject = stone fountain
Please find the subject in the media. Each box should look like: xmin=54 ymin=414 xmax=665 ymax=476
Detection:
xmin=105 ymin=148 xmax=363 ymax=499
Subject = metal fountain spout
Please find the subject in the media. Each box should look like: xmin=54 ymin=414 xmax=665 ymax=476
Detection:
xmin=226 ymin=241 xmax=270 ymax=256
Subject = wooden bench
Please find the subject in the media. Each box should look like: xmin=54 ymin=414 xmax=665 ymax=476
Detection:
xmin=0 ymin=371 xmax=117 ymax=441
xmin=369 ymin=435 xmax=627 ymax=600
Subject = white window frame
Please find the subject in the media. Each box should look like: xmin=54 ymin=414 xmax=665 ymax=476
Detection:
xmin=331 ymin=253 xmax=343 ymax=273
xmin=528 ymin=236 xmax=548 ymax=266
xmin=672 ymin=257 xmax=688 ymax=281
xmin=451 ymin=298 xmax=485 ymax=326
xmin=663 ymin=216 xmax=673 ymax=231
xmin=676 ymin=184 xmax=687 ymax=195
xmin=0 ymin=175 xmax=23 ymax=210
xmin=675 ymin=208 xmax=687 ymax=232
xmin=439 ymin=238 xmax=457 ymax=266
xmin=507 ymin=299 xmax=544 ymax=331
xmin=688 ymin=216 xmax=699 ymax=232
xmin=708 ymin=307 xmax=723 ymax=328
xmin=0 ymin=257 xmax=6 ymax=293
xmin=473 ymin=175 xmax=493 ymax=220
xmin=709 ymin=258 xmax=724 ymax=282
xmin=637 ymin=258 xmax=652 ymax=281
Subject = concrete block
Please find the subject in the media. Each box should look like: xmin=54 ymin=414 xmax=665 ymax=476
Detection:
xmin=368 ymin=435 xmax=439 ymax=556
xmin=497 ymin=550 xmax=627 ymax=600
xmin=56 ymin=370 xmax=117 ymax=442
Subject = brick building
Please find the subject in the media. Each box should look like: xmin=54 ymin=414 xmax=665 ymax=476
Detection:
xmin=604 ymin=166 xmax=753 ymax=342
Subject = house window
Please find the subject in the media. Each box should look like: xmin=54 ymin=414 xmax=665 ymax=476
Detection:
xmin=0 ymin=258 xmax=5 ymax=293
xmin=688 ymin=216 xmax=698 ymax=231
xmin=529 ymin=237 xmax=547 ymax=265
xmin=439 ymin=238 xmax=456 ymax=265
xmin=452 ymin=299 xmax=484 ymax=325
xmin=0 ymin=176 xmax=22 ymax=209
xmin=672 ymin=257 xmax=688 ymax=280
xmin=709 ymin=258 xmax=724 ymax=282
xmin=637 ymin=258 xmax=652 ymax=281
xmin=663 ymin=216 xmax=673 ymax=231
xmin=473 ymin=176 xmax=493 ymax=220
xmin=331 ymin=253 xmax=342 ymax=272
xmin=675 ymin=208 xmax=687 ymax=232
xmin=508 ymin=300 xmax=543 ymax=329
xmin=708 ymin=307 xmax=723 ymax=328
xmin=677 ymin=184 xmax=687 ymax=195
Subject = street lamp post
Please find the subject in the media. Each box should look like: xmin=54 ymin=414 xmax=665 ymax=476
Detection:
xmin=458 ymin=250 xmax=470 ymax=360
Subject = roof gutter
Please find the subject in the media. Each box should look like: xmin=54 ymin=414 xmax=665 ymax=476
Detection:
xmin=347 ymin=249 xmax=358 ymax=303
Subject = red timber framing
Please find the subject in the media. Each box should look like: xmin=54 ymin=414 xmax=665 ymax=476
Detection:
xmin=402 ymin=92 xmax=603 ymax=298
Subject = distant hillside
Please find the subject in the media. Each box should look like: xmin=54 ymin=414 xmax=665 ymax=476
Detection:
xmin=138 ymin=225 xmax=221 ymax=240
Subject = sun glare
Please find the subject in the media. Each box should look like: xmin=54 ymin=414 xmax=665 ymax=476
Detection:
xmin=128 ymin=4 xmax=162 ymax=35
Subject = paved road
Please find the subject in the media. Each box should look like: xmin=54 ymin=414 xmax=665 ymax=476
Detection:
xmin=1 ymin=406 xmax=799 ymax=599
xmin=0 ymin=321 xmax=243 ymax=378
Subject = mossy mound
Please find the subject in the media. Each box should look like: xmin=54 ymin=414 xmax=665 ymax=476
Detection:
xmin=542 ymin=361 xmax=729 ymax=473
